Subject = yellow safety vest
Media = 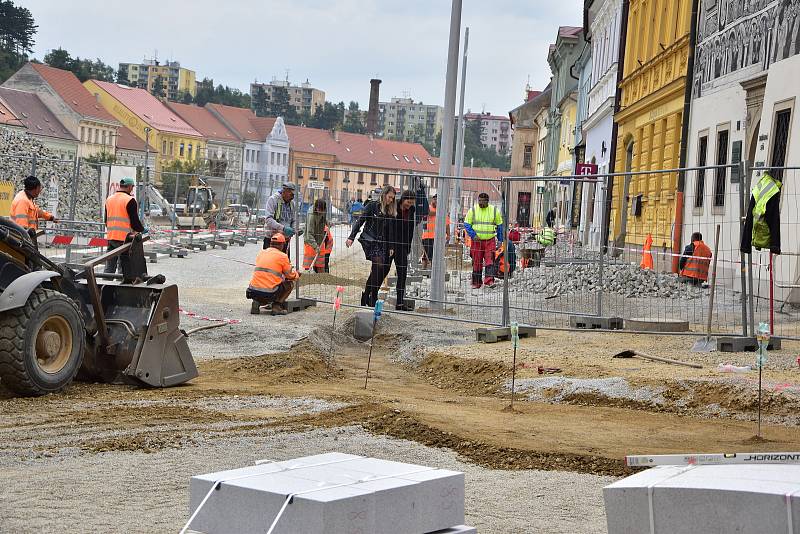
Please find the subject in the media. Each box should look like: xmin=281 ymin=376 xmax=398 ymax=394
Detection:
xmin=465 ymin=205 xmax=502 ymax=241
xmin=751 ymin=172 xmax=781 ymax=249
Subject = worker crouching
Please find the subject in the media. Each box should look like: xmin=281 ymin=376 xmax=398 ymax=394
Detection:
xmin=247 ymin=233 xmax=300 ymax=316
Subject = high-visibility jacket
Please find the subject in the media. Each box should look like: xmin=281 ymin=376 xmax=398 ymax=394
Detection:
xmin=320 ymin=226 xmax=333 ymax=255
xmin=751 ymin=172 xmax=781 ymax=250
xmin=105 ymin=192 xmax=134 ymax=241
xmin=680 ymin=240 xmax=712 ymax=281
xmin=465 ymin=204 xmax=502 ymax=241
xmin=640 ymin=233 xmax=654 ymax=270
xmin=10 ymin=190 xmax=53 ymax=230
xmin=421 ymin=207 xmax=451 ymax=240
xmin=250 ymin=247 xmax=298 ymax=291
xmin=536 ymin=228 xmax=556 ymax=247
xmin=304 ymin=225 xmax=333 ymax=270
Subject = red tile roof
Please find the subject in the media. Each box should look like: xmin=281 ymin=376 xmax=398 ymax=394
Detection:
xmin=0 ymin=87 xmax=76 ymax=141
xmin=166 ymin=102 xmax=240 ymax=143
xmin=0 ymin=99 xmax=22 ymax=127
xmin=88 ymin=80 xmax=201 ymax=137
xmin=464 ymin=112 xmax=510 ymax=122
xmin=206 ymin=103 xmax=264 ymax=142
xmin=30 ymin=63 xmax=118 ymax=124
xmin=250 ymin=116 xmax=278 ymax=140
xmin=287 ymin=126 xmax=437 ymax=173
xmin=115 ymin=125 xmax=156 ymax=153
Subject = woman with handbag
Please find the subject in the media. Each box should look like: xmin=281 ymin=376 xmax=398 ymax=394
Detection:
xmin=346 ymin=184 xmax=396 ymax=306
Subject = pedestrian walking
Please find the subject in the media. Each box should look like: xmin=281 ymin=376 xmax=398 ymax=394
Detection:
xmin=390 ymin=189 xmax=416 ymax=311
xmin=464 ymin=192 xmax=504 ymax=289
xmin=346 ymin=185 xmax=396 ymax=307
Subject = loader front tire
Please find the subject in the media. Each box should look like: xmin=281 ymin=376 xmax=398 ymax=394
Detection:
xmin=0 ymin=288 xmax=85 ymax=396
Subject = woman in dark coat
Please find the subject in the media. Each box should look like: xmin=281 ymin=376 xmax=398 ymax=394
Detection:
xmin=346 ymin=184 xmax=396 ymax=306
xmin=390 ymin=189 xmax=416 ymax=310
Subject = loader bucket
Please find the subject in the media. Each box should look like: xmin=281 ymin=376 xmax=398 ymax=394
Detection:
xmin=80 ymin=281 xmax=198 ymax=387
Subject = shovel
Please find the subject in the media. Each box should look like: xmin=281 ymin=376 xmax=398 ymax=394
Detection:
xmin=692 ymin=224 xmax=721 ymax=352
xmin=613 ymin=350 xmax=703 ymax=369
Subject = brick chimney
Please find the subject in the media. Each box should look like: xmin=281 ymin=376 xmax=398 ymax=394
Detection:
xmin=366 ymin=79 xmax=381 ymax=135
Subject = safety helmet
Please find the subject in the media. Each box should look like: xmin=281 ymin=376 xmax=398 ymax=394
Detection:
xmin=270 ymin=233 xmax=287 ymax=244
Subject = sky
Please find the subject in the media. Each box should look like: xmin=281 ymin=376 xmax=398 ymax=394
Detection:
xmin=23 ymin=0 xmax=583 ymax=116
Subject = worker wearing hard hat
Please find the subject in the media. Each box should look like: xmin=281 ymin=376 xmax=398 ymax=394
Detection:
xmin=247 ymin=233 xmax=300 ymax=316
xmin=104 ymin=177 xmax=144 ymax=274
xmin=10 ymin=175 xmax=57 ymax=231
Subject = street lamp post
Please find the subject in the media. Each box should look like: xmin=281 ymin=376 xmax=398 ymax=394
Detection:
xmin=141 ymin=127 xmax=152 ymax=220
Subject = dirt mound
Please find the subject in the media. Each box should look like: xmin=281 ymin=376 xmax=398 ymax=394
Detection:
xmin=416 ymin=353 xmax=510 ymax=396
xmin=686 ymin=379 xmax=800 ymax=416
xmin=206 ymin=342 xmax=343 ymax=384
xmin=82 ymin=433 xmax=192 ymax=453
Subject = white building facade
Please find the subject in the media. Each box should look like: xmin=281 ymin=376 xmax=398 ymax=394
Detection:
xmin=258 ymin=117 xmax=290 ymax=199
xmin=580 ymin=0 xmax=623 ymax=247
xmin=685 ymin=0 xmax=800 ymax=300
xmin=464 ymin=112 xmax=513 ymax=154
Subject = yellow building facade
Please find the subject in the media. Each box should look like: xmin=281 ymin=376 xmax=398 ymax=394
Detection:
xmin=555 ymin=96 xmax=578 ymax=177
xmin=84 ymin=79 xmax=204 ymax=175
xmin=610 ymin=0 xmax=692 ymax=248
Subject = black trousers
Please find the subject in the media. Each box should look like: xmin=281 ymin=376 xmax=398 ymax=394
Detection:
xmin=104 ymin=240 xmax=124 ymax=274
xmin=422 ymin=238 xmax=434 ymax=263
xmin=362 ymin=247 xmax=410 ymax=306
xmin=391 ymin=247 xmax=410 ymax=304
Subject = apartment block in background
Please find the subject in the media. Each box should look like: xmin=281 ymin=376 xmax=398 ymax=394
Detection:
xmin=120 ymin=59 xmax=196 ymax=101
xmin=464 ymin=112 xmax=512 ymax=154
xmin=249 ymin=78 xmax=325 ymax=116
xmin=377 ymin=97 xmax=443 ymax=147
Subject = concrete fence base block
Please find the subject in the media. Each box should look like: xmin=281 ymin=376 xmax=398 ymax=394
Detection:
xmin=625 ymin=318 xmax=690 ymax=333
xmin=569 ymin=315 xmax=624 ymax=330
xmin=210 ymin=240 xmax=229 ymax=250
xmin=476 ymin=326 xmax=536 ymax=343
xmin=716 ymin=336 xmax=782 ymax=352
xmin=354 ymin=311 xmax=375 ymax=341
xmin=285 ymin=298 xmax=317 ymax=313
xmin=386 ymin=296 xmax=416 ymax=311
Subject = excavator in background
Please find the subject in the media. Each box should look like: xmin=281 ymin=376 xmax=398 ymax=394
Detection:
xmin=0 ymin=218 xmax=203 ymax=396
xmin=145 ymin=179 xmax=236 ymax=230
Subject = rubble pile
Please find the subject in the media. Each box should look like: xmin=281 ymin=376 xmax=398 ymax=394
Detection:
xmin=1 ymin=129 xmax=101 ymax=221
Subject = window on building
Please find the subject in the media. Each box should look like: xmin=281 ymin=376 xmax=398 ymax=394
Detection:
xmin=282 ymin=153 xmax=287 ymax=166
xmin=296 ymin=164 xmax=303 ymax=179
xmin=523 ymin=145 xmax=533 ymax=168
xmin=370 ymin=173 xmax=377 ymax=185
xmin=271 ymin=152 xmax=275 ymax=165
xmin=358 ymin=172 xmax=364 ymax=184
xmin=179 ymin=143 xmax=185 ymax=157
xmin=93 ymin=129 xmax=99 ymax=144
xmin=80 ymin=127 xmax=85 ymax=142
xmin=770 ymin=108 xmax=792 ymax=181
xmin=163 ymin=140 xmax=167 ymax=154
xmin=383 ymin=174 xmax=389 ymax=185
xmin=169 ymin=141 xmax=174 ymax=156
xmin=713 ymin=129 xmax=729 ymax=207
xmin=324 ymin=169 xmax=330 ymax=181
xmin=188 ymin=144 xmax=193 ymax=159
xmin=256 ymin=151 xmax=260 ymax=163
xmin=695 ymin=135 xmax=708 ymax=208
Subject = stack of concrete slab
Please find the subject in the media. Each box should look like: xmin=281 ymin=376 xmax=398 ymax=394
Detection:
xmin=604 ymin=464 xmax=800 ymax=533
xmin=188 ymin=452 xmax=473 ymax=534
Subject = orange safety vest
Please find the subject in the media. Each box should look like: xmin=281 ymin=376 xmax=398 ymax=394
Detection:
xmin=105 ymin=192 xmax=134 ymax=241
xmin=10 ymin=190 xmax=53 ymax=230
xmin=251 ymin=247 xmax=298 ymax=291
xmin=320 ymin=226 xmax=333 ymax=255
xmin=421 ymin=207 xmax=451 ymax=240
xmin=304 ymin=226 xmax=333 ymax=270
xmin=680 ymin=241 xmax=712 ymax=281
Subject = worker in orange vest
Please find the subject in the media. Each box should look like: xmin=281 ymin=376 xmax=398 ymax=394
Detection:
xmin=320 ymin=225 xmax=333 ymax=273
xmin=679 ymin=232 xmax=712 ymax=286
xmin=247 ymin=233 xmax=300 ymax=315
xmin=640 ymin=233 xmax=654 ymax=270
xmin=10 ymin=176 xmax=57 ymax=231
xmin=104 ymin=177 xmax=144 ymax=274
xmin=421 ymin=194 xmax=450 ymax=269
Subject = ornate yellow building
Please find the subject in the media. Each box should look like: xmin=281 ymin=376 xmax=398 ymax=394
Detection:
xmin=611 ymin=0 xmax=692 ymax=249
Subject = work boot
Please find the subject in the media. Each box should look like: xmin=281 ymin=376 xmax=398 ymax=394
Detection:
xmin=271 ymin=303 xmax=288 ymax=316
xmin=250 ymin=301 xmax=261 ymax=315
xmin=484 ymin=277 xmax=496 ymax=289
xmin=360 ymin=291 xmax=369 ymax=307
xmin=471 ymin=272 xmax=482 ymax=289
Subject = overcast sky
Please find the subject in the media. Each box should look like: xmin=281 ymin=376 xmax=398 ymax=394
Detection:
xmin=24 ymin=0 xmax=583 ymax=115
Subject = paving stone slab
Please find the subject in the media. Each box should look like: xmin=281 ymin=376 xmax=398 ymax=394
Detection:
xmin=604 ymin=464 xmax=800 ymax=534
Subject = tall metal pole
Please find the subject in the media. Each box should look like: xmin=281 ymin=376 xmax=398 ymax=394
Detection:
xmin=431 ymin=0 xmax=462 ymax=312
xmin=451 ymin=27 xmax=469 ymax=243
xmin=141 ymin=128 xmax=151 ymax=221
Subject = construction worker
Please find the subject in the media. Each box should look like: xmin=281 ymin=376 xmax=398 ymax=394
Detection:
xmin=10 ymin=175 xmax=57 ymax=231
xmin=679 ymin=232 xmax=712 ymax=286
xmin=264 ymin=183 xmax=296 ymax=251
xmin=321 ymin=225 xmax=333 ymax=273
xmin=536 ymin=227 xmax=556 ymax=246
xmin=247 ymin=233 xmax=300 ymax=316
xmin=741 ymin=170 xmax=782 ymax=255
xmin=420 ymin=194 xmax=450 ymax=269
xmin=464 ymin=192 xmax=503 ymax=289
xmin=104 ymin=177 xmax=144 ymax=274
xmin=303 ymin=199 xmax=327 ymax=273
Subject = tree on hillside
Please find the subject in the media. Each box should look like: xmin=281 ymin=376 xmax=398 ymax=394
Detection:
xmin=43 ymin=48 xmax=115 ymax=82
xmin=267 ymin=86 xmax=299 ymax=124
xmin=43 ymin=47 xmax=71 ymax=70
xmin=342 ymin=101 xmax=365 ymax=134
xmin=151 ymin=75 xmax=165 ymax=98
xmin=310 ymin=101 xmax=344 ymax=131
xmin=180 ymin=90 xmax=193 ymax=104
xmin=0 ymin=1 xmax=37 ymax=83
xmin=192 ymin=78 xmax=250 ymax=109
xmin=194 ymin=78 xmax=215 ymax=106
xmin=252 ymin=85 xmax=269 ymax=117
xmin=116 ymin=65 xmax=130 ymax=85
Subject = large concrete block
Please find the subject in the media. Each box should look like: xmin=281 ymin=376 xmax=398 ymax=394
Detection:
xmin=604 ymin=465 xmax=800 ymax=534
xmin=189 ymin=454 xmax=465 ymax=534
xmin=354 ymin=311 xmax=375 ymax=341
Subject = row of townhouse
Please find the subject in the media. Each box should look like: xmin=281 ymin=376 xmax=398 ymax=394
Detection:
xmin=509 ymin=0 xmax=800 ymax=278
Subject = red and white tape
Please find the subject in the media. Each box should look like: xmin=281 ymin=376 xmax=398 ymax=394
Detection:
xmin=178 ymin=307 xmax=241 ymax=325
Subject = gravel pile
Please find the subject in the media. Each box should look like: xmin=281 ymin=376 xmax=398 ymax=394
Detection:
xmin=1 ymin=129 xmax=102 ymax=221
xmin=509 ymin=261 xmax=705 ymax=299
xmin=511 ymin=376 xmax=667 ymax=406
